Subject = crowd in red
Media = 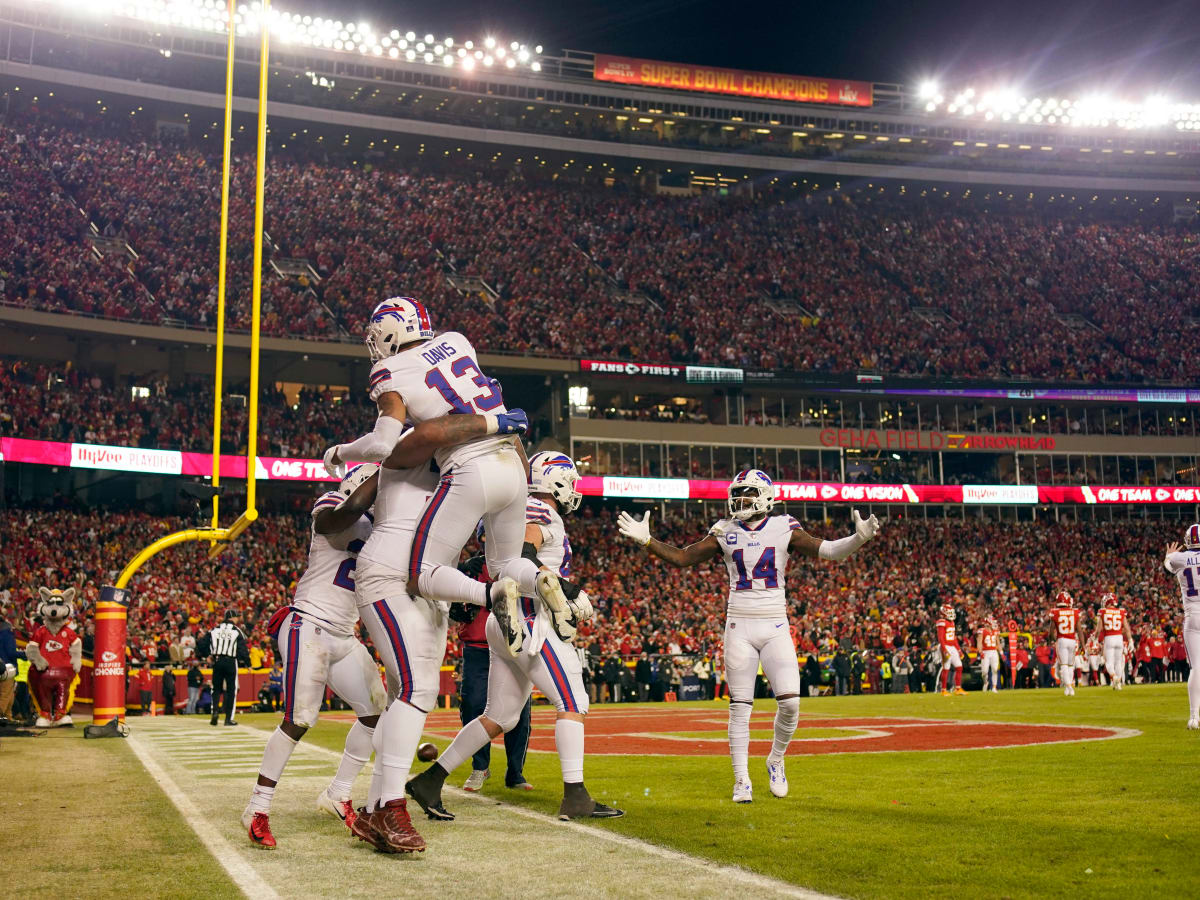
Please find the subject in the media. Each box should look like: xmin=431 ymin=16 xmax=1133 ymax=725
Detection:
xmin=0 ymin=504 xmax=1188 ymax=684
xmin=2 ymin=105 xmax=1198 ymax=382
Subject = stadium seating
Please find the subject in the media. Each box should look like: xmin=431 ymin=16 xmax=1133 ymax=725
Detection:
xmin=0 ymin=506 xmax=1183 ymax=682
xmin=2 ymin=105 xmax=1198 ymax=382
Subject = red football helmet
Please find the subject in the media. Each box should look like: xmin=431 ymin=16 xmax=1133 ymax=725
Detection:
xmin=985 ymin=615 xmax=999 ymax=630
xmin=1055 ymin=590 xmax=1074 ymax=608
xmin=1102 ymin=593 xmax=1119 ymax=609
xmin=940 ymin=603 xmax=955 ymax=620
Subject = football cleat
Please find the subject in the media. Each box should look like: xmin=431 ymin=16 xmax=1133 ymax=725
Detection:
xmin=558 ymin=783 xmax=624 ymax=820
xmin=766 ymin=755 xmax=788 ymax=798
xmin=940 ymin=690 xmax=951 ymax=697
xmin=953 ymin=687 xmax=967 ymax=696
xmin=406 ymin=768 xmax=455 ymax=820
xmin=317 ymin=788 xmax=355 ymax=825
xmin=506 ymin=779 xmax=535 ymax=791
xmin=463 ymin=768 xmax=490 ymax=792
xmin=534 ymin=571 xmax=574 ymax=643
xmin=732 ymin=778 xmax=753 ymax=804
xmin=242 ymin=808 xmax=277 ymax=849
xmin=369 ymin=799 xmax=426 ymax=854
xmin=1187 ymin=718 xmax=1199 ymax=730
xmin=490 ymin=578 xmax=524 ymax=658
xmin=348 ymin=808 xmax=388 ymax=851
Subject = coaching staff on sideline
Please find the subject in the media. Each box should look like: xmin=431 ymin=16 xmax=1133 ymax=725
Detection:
xmin=198 ymin=610 xmax=249 ymax=726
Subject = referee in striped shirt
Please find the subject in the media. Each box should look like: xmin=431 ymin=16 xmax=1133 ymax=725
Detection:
xmin=198 ymin=610 xmax=249 ymax=726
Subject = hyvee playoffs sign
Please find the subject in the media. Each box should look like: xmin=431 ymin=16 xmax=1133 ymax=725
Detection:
xmin=70 ymin=443 xmax=182 ymax=475
xmin=593 ymin=53 xmax=873 ymax=107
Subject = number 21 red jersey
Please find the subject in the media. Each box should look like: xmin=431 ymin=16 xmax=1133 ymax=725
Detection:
xmin=1052 ymin=606 xmax=1079 ymax=640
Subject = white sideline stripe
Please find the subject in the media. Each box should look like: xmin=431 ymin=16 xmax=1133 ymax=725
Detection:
xmin=290 ymin=733 xmax=836 ymax=899
xmin=127 ymin=733 xmax=280 ymax=900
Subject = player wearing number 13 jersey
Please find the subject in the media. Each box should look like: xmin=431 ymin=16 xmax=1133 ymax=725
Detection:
xmin=618 ymin=469 xmax=881 ymax=804
xmin=324 ymin=297 xmax=568 ymax=663
xmin=1163 ymin=523 xmax=1200 ymax=729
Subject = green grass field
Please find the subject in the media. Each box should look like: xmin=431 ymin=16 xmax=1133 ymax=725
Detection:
xmin=5 ymin=684 xmax=1197 ymax=898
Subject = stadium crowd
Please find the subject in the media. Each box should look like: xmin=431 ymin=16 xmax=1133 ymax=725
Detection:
xmin=1 ymin=104 xmax=1198 ymax=383
xmin=0 ymin=503 xmax=1188 ymax=704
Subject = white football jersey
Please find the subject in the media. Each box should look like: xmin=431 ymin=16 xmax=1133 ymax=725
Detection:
xmin=368 ymin=331 xmax=515 ymax=470
xmin=1164 ymin=549 xmax=1200 ymax=613
xmin=292 ymin=491 xmax=373 ymax=636
xmin=709 ymin=513 xmax=801 ymax=619
xmin=356 ymin=445 xmax=440 ymax=591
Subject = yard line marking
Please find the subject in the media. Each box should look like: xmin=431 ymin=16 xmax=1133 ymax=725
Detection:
xmin=127 ymin=731 xmax=280 ymax=900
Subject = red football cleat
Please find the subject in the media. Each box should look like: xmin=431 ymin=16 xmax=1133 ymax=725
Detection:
xmin=370 ymin=799 xmax=427 ymax=854
xmin=246 ymin=811 xmax=277 ymax=849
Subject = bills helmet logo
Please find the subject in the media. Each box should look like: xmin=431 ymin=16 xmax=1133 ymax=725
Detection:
xmin=1185 ymin=523 xmax=1200 ymax=550
xmin=365 ymin=296 xmax=435 ymax=360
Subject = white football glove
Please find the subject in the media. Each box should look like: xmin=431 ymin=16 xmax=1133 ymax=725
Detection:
xmin=569 ymin=590 xmax=595 ymax=624
xmin=852 ymin=509 xmax=881 ymax=543
xmin=617 ymin=510 xmax=652 ymax=547
xmin=322 ymin=444 xmax=347 ymax=480
xmin=0 ymin=663 xmax=14 ymax=682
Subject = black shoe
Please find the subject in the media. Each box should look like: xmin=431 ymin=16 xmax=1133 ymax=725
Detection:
xmin=406 ymin=767 xmax=453 ymax=820
xmin=209 ymin=718 xmax=218 ymax=726
xmin=558 ymin=782 xmax=624 ymax=820
xmin=224 ymin=720 xmax=239 ymax=726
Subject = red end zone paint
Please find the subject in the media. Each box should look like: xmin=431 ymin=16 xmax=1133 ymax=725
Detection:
xmin=421 ymin=707 xmax=1136 ymax=756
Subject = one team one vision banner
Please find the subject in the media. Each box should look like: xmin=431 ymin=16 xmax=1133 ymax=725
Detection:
xmin=592 ymin=53 xmax=873 ymax=107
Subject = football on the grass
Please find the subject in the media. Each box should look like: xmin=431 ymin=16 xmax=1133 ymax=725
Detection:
xmin=417 ymin=742 xmax=438 ymax=762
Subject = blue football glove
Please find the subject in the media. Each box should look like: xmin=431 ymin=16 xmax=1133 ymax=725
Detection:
xmin=494 ymin=408 xmax=529 ymax=435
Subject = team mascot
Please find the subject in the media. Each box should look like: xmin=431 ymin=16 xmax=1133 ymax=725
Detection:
xmin=25 ymin=587 xmax=83 ymax=727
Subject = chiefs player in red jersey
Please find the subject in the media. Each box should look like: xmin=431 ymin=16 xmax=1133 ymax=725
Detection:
xmin=1050 ymin=591 xmax=1085 ymax=696
xmin=935 ymin=603 xmax=966 ymax=696
xmin=1097 ymin=593 xmax=1134 ymax=690
xmin=976 ymin=615 xmax=1002 ymax=693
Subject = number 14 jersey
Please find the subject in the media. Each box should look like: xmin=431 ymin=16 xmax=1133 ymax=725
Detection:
xmin=709 ymin=514 xmax=802 ymax=619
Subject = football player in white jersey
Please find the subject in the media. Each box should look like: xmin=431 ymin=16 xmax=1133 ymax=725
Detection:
xmin=406 ymin=452 xmax=620 ymax=821
xmin=242 ymin=464 xmax=386 ymax=850
xmin=322 ymin=297 xmax=572 ymax=657
xmin=348 ymin=411 xmax=529 ymax=853
xmin=617 ymin=469 xmax=881 ymax=803
xmin=1163 ymin=523 xmax=1200 ymax=729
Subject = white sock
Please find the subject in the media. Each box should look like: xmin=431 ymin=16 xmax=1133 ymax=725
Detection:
xmin=499 ymin=557 xmax=541 ymax=598
xmin=770 ymin=697 xmax=799 ymax=760
xmin=328 ymin=719 xmax=373 ymax=801
xmin=1189 ymin=667 xmax=1200 ymax=719
xmin=436 ymin=718 xmax=493 ymax=776
xmin=367 ymin=760 xmax=383 ymax=812
xmin=418 ymin=565 xmax=489 ymax=606
xmin=257 ymin=727 xmax=299 ymax=784
xmin=376 ymin=701 xmax=429 ymax=804
xmin=248 ymin=783 xmax=275 ymax=815
xmin=728 ymin=701 xmax=752 ymax=781
xmin=555 ymin=718 xmax=585 ymax=784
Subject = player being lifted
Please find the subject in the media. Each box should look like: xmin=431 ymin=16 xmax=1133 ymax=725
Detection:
xmin=1097 ymin=592 xmax=1133 ymax=690
xmin=242 ymin=464 xmax=386 ymax=850
xmin=1050 ymin=591 xmax=1085 ymax=696
xmin=977 ymin=615 xmax=1002 ymax=693
xmin=935 ymin=603 xmax=966 ymax=696
xmin=617 ymin=470 xmax=881 ymax=803
xmin=1162 ymin=523 xmax=1200 ymax=729
xmin=322 ymin=297 xmax=571 ymax=657
xmin=407 ymin=452 xmax=619 ymax=821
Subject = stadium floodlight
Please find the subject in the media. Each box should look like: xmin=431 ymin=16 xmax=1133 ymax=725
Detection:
xmin=918 ymin=80 xmax=938 ymax=99
xmin=462 ymin=56 xmax=475 ymax=70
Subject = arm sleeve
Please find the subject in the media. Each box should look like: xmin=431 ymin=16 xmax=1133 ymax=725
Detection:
xmin=336 ymin=415 xmax=405 ymax=464
xmin=1164 ymin=552 xmax=1184 ymax=574
xmin=818 ymin=532 xmax=866 ymax=561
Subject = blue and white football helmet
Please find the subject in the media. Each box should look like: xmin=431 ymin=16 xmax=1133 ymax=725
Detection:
xmin=727 ymin=469 xmax=775 ymax=521
xmin=338 ymin=463 xmax=379 ymax=499
xmin=1185 ymin=523 xmax=1200 ymax=550
xmin=528 ymin=451 xmax=582 ymax=514
xmin=365 ymin=297 xmax=434 ymax=361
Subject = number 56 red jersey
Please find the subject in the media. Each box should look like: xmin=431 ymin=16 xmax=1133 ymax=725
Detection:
xmin=709 ymin=514 xmax=801 ymax=619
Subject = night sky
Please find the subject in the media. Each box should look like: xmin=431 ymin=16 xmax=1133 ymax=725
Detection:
xmin=316 ymin=0 xmax=1200 ymax=97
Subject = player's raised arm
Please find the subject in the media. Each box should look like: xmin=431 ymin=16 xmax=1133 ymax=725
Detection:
xmin=788 ymin=509 xmax=881 ymax=560
xmin=1164 ymin=541 xmax=1184 ymax=573
xmin=383 ymin=409 xmax=529 ymax=469
xmin=617 ymin=511 xmax=720 ymax=567
xmin=322 ymin=390 xmax=408 ymax=477
xmin=314 ymin=469 xmax=379 ymax=535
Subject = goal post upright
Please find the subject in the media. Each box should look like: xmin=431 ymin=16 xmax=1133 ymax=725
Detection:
xmin=93 ymin=2 xmax=270 ymax=726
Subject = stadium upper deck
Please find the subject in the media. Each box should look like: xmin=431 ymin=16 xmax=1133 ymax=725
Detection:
xmin=3 ymin=0 xmax=1200 ymax=192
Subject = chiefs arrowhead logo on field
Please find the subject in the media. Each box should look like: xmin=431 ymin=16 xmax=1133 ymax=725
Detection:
xmin=102 ymin=650 xmax=118 ymax=663
xmin=45 ymin=640 xmax=64 ymax=652
xmin=821 ymin=485 xmax=838 ymax=500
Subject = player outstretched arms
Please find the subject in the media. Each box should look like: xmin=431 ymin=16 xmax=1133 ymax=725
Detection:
xmin=617 ymin=507 xmax=881 ymax=563
xmin=322 ymin=408 xmax=529 ymax=478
